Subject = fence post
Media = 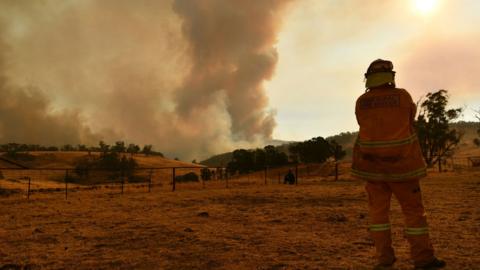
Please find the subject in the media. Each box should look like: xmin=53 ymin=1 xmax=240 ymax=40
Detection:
xmin=27 ymin=177 xmax=31 ymax=200
xmin=335 ymin=161 xmax=339 ymax=181
xmin=121 ymin=169 xmax=124 ymax=195
xmin=264 ymin=167 xmax=267 ymax=185
xmin=295 ymin=165 xmax=298 ymax=185
xmin=278 ymin=173 xmax=281 ymax=184
xmin=148 ymin=169 xmax=152 ymax=193
xmin=172 ymin=167 xmax=176 ymax=192
xmin=225 ymin=170 xmax=229 ymax=188
xmin=64 ymin=170 xmax=68 ymax=200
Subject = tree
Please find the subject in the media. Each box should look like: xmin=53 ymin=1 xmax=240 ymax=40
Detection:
xmin=111 ymin=141 xmax=126 ymax=153
xmin=253 ymin=148 xmax=266 ymax=171
xmin=227 ymin=149 xmax=254 ymax=175
xmin=127 ymin=144 xmax=140 ymax=156
xmin=264 ymin=145 xmax=288 ymax=167
xmin=415 ymin=90 xmax=462 ymax=168
xmin=99 ymin=141 xmax=110 ymax=157
xmin=201 ymin=168 xmax=212 ymax=181
xmin=61 ymin=144 xmax=75 ymax=151
xmin=120 ymin=155 xmax=137 ymax=181
xmin=288 ymin=136 xmax=332 ymax=163
xmin=226 ymin=145 xmax=289 ymax=175
xmin=77 ymin=144 xmax=88 ymax=151
xmin=47 ymin=146 xmax=59 ymax=151
xmin=5 ymin=143 xmax=20 ymax=158
xmin=74 ymin=147 xmax=138 ymax=183
xmin=142 ymin=145 xmax=153 ymax=156
xmin=27 ymin=144 xmax=41 ymax=151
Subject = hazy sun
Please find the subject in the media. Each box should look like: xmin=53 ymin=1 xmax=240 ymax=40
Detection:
xmin=413 ymin=0 xmax=438 ymax=15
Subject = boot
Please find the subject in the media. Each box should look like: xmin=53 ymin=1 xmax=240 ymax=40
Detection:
xmin=373 ymin=258 xmax=396 ymax=270
xmin=414 ymin=257 xmax=446 ymax=270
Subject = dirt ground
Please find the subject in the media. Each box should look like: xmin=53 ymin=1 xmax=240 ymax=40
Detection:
xmin=0 ymin=170 xmax=479 ymax=269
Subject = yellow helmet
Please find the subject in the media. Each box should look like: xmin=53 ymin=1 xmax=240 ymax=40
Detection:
xmin=365 ymin=59 xmax=396 ymax=89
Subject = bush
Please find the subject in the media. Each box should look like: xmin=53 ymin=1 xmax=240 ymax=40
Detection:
xmin=73 ymin=151 xmax=138 ymax=184
xmin=201 ymin=168 xmax=212 ymax=181
xmin=175 ymin=172 xmax=199 ymax=183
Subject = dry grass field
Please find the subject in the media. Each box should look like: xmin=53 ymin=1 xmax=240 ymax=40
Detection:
xmin=0 ymin=163 xmax=479 ymax=270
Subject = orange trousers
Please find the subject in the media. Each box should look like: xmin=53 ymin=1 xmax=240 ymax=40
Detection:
xmin=365 ymin=179 xmax=435 ymax=266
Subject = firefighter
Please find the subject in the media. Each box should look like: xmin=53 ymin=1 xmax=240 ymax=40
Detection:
xmin=352 ymin=59 xmax=445 ymax=270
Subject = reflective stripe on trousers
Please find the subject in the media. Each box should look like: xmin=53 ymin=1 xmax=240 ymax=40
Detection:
xmin=369 ymin=223 xmax=391 ymax=232
xmin=365 ymin=180 xmax=435 ymax=266
xmin=352 ymin=167 xmax=426 ymax=181
xmin=405 ymin=226 xmax=429 ymax=235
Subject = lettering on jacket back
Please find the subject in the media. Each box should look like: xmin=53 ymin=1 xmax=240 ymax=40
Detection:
xmin=359 ymin=94 xmax=400 ymax=110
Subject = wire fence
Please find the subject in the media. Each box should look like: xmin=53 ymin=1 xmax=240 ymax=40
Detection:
xmin=1 ymin=156 xmax=476 ymax=200
xmin=440 ymin=156 xmax=480 ymax=171
xmin=0 ymin=163 xmax=340 ymax=200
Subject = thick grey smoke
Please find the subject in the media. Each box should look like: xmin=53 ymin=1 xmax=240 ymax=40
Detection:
xmin=0 ymin=27 xmax=99 ymax=146
xmin=0 ymin=0 xmax=291 ymax=159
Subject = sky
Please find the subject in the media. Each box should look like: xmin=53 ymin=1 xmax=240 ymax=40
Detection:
xmin=0 ymin=0 xmax=479 ymax=160
xmin=268 ymin=0 xmax=480 ymax=140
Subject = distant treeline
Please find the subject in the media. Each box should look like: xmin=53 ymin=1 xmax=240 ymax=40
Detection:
xmin=288 ymin=137 xmax=346 ymax=164
xmin=227 ymin=145 xmax=289 ymax=174
xmin=0 ymin=141 xmax=164 ymax=157
xmin=226 ymin=138 xmax=346 ymax=175
xmin=202 ymin=134 xmax=352 ymax=169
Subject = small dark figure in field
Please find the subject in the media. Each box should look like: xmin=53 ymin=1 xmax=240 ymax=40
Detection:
xmin=283 ymin=169 xmax=295 ymax=185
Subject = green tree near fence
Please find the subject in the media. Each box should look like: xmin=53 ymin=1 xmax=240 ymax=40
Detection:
xmin=227 ymin=145 xmax=288 ymax=175
xmin=142 ymin=145 xmax=153 ymax=156
xmin=288 ymin=136 xmax=332 ymax=163
xmin=415 ymin=90 xmax=462 ymax=167
xmin=99 ymin=141 xmax=110 ymax=157
xmin=5 ymin=143 xmax=19 ymax=158
xmin=111 ymin=141 xmax=126 ymax=153
xmin=201 ymin=168 xmax=212 ymax=181
xmin=227 ymin=149 xmax=254 ymax=174
xmin=127 ymin=144 xmax=140 ymax=156
xmin=74 ymin=147 xmax=138 ymax=183
xmin=264 ymin=145 xmax=288 ymax=167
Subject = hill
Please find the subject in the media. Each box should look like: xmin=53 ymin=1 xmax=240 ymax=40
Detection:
xmin=200 ymin=121 xmax=480 ymax=167
xmin=200 ymin=151 xmax=233 ymax=167
xmin=0 ymin=151 xmax=202 ymax=169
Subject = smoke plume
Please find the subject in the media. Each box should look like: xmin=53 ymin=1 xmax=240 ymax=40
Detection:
xmin=0 ymin=26 xmax=98 ymax=146
xmin=0 ymin=0 xmax=291 ymax=159
xmin=173 ymin=0 xmax=291 ymax=141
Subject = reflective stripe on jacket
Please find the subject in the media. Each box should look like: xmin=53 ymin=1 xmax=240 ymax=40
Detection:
xmin=352 ymin=87 xmax=426 ymax=181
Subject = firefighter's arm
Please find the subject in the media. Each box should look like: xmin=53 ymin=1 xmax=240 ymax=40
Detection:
xmin=355 ymin=99 xmax=360 ymax=125
xmin=410 ymin=102 xmax=417 ymax=125
xmin=403 ymin=89 xmax=416 ymax=125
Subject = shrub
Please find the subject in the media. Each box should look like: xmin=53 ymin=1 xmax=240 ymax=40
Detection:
xmin=175 ymin=172 xmax=199 ymax=183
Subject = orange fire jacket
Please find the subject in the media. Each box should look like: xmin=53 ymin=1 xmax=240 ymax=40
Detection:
xmin=351 ymin=87 xmax=426 ymax=181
